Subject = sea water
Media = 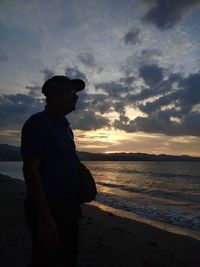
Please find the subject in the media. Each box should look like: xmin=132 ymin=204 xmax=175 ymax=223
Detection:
xmin=1 ymin=161 xmax=200 ymax=238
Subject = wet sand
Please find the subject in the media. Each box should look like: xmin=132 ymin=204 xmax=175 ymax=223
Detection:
xmin=1 ymin=172 xmax=200 ymax=267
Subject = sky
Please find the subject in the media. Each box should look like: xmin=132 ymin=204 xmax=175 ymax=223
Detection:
xmin=0 ymin=0 xmax=200 ymax=156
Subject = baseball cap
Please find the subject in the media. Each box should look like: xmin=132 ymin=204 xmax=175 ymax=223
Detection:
xmin=42 ymin=75 xmax=85 ymax=97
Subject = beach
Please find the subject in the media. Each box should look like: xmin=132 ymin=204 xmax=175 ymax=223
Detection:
xmin=1 ymin=173 xmax=200 ymax=267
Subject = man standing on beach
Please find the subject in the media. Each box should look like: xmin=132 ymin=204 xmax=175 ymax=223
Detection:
xmin=21 ymin=75 xmax=85 ymax=267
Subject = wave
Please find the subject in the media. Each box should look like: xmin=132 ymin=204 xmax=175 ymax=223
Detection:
xmin=96 ymin=182 xmax=200 ymax=203
xmin=92 ymin=166 xmax=200 ymax=180
xmin=116 ymin=169 xmax=199 ymax=180
xmin=96 ymin=192 xmax=200 ymax=231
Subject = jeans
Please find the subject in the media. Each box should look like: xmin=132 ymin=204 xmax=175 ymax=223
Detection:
xmin=24 ymin=196 xmax=81 ymax=267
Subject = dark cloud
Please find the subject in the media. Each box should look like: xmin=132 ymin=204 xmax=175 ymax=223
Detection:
xmin=112 ymin=101 xmax=126 ymax=114
xmin=95 ymin=67 xmax=171 ymax=118
xmin=182 ymin=111 xmax=200 ymax=136
xmin=119 ymin=76 xmax=135 ymax=86
xmin=82 ymin=91 xmax=127 ymax=122
xmin=95 ymin=81 xmax=128 ymax=97
xmin=127 ymin=71 xmax=182 ymax=104
xmin=75 ymin=91 xmax=113 ymax=115
xmin=143 ymin=0 xmax=200 ymax=29
xmin=120 ymin=49 xmax=163 ymax=77
xmin=168 ymin=73 xmax=183 ymax=83
xmin=68 ymin=110 xmax=110 ymax=131
xmin=138 ymin=73 xmax=200 ymax=115
xmin=0 ymin=89 xmax=111 ymax=135
xmin=141 ymin=49 xmax=162 ymax=58
xmin=113 ymin=71 xmax=200 ymax=136
xmin=0 ymin=93 xmax=44 ymax=131
xmin=1 ymin=64 xmax=199 ymax=141
xmin=138 ymin=72 xmax=182 ymax=100
xmin=139 ymin=64 xmax=164 ymax=87
xmin=114 ymin=110 xmax=200 ymax=136
xmin=137 ymin=93 xmax=178 ymax=114
xmin=119 ymin=113 xmax=129 ymax=124
xmin=89 ymin=94 xmax=113 ymax=114
xmin=73 ymin=90 xmax=90 ymax=111
xmin=78 ymin=51 xmax=96 ymax=67
xmin=41 ymin=68 xmax=55 ymax=80
xmin=123 ymin=28 xmax=141 ymax=45
xmin=65 ymin=66 xmax=87 ymax=81
xmin=25 ymin=85 xmax=41 ymax=97
xmin=178 ymin=73 xmax=200 ymax=113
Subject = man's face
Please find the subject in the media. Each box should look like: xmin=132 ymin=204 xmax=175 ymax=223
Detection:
xmin=54 ymin=85 xmax=79 ymax=114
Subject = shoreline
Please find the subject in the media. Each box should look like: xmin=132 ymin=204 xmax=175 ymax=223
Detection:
xmin=92 ymin=201 xmax=200 ymax=242
xmin=1 ymin=172 xmax=200 ymax=266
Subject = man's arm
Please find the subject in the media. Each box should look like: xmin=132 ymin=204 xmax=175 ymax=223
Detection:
xmin=23 ymin=157 xmax=58 ymax=249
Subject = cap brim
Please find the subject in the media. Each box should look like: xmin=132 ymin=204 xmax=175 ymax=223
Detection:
xmin=72 ymin=79 xmax=85 ymax=91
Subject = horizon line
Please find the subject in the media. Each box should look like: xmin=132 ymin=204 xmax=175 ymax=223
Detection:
xmin=1 ymin=143 xmax=199 ymax=158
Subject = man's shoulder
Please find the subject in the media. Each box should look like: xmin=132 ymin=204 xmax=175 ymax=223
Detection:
xmin=21 ymin=111 xmax=48 ymax=157
xmin=22 ymin=111 xmax=46 ymax=129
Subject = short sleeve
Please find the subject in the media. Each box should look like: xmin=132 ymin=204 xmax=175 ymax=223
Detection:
xmin=21 ymin=115 xmax=45 ymax=158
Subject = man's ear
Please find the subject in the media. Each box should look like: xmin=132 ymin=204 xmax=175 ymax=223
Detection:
xmin=46 ymin=89 xmax=59 ymax=101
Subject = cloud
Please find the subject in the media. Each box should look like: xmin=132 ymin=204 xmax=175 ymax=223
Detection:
xmin=65 ymin=66 xmax=87 ymax=81
xmin=0 ymin=88 xmax=111 ymax=136
xmin=78 ymin=51 xmax=96 ymax=67
xmin=139 ymin=64 xmax=164 ymax=87
xmin=113 ymin=70 xmax=200 ymax=136
xmin=73 ymin=90 xmax=113 ymax=115
xmin=181 ymin=111 xmax=200 ymax=136
xmin=0 ymin=93 xmax=44 ymax=131
xmin=143 ymin=0 xmax=200 ymax=29
xmin=69 ymin=110 xmax=110 ymax=131
xmin=177 ymin=73 xmax=200 ymax=113
xmin=25 ymin=85 xmax=41 ymax=97
xmin=88 ymin=94 xmax=114 ymax=114
xmin=0 ymin=63 xmax=199 ymax=141
xmin=120 ymin=49 xmax=163 ymax=76
xmin=113 ymin=110 xmax=200 ymax=136
xmin=128 ymin=69 xmax=181 ymax=102
xmin=141 ymin=49 xmax=162 ymax=58
xmin=123 ymin=28 xmax=141 ymax=45
xmin=119 ymin=75 xmax=135 ymax=86
xmin=138 ymin=72 xmax=200 ymax=114
xmin=41 ymin=68 xmax=55 ymax=80
xmin=95 ymin=81 xmax=128 ymax=97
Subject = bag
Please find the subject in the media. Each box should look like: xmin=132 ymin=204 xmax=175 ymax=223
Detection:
xmin=78 ymin=162 xmax=97 ymax=204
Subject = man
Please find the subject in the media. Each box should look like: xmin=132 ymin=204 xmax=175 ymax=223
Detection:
xmin=21 ymin=75 xmax=85 ymax=267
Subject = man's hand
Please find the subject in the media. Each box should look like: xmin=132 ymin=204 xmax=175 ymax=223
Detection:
xmin=22 ymin=157 xmax=59 ymax=250
xmin=38 ymin=212 xmax=59 ymax=251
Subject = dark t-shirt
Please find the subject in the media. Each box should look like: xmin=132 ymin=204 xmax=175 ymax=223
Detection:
xmin=21 ymin=105 xmax=80 ymax=207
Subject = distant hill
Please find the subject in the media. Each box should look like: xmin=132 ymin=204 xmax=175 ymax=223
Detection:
xmin=0 ymin=144 xmax=22 ymax=161
xmin=77 ymin=151 xmax=200 ymax=162
xmin=0 ymin=144 xmax=199 ymax=162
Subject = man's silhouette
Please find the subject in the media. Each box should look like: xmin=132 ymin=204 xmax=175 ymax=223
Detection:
xmin=21 ymin=75 xmax=85 ymax=267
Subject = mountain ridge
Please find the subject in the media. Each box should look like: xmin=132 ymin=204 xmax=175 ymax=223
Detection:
xmin=0 ymin=144 xmax=199 ymax=161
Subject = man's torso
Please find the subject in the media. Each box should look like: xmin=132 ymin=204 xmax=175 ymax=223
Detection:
xmin=21 ymin=106 xmax=80 ymax=206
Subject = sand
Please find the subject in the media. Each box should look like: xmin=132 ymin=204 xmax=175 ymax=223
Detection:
xmin=1 ymin=172 xmax=200 ymax=267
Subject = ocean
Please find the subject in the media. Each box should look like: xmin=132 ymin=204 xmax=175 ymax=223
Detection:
xmin=1 ymin=161 xmax=200 ymax=239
